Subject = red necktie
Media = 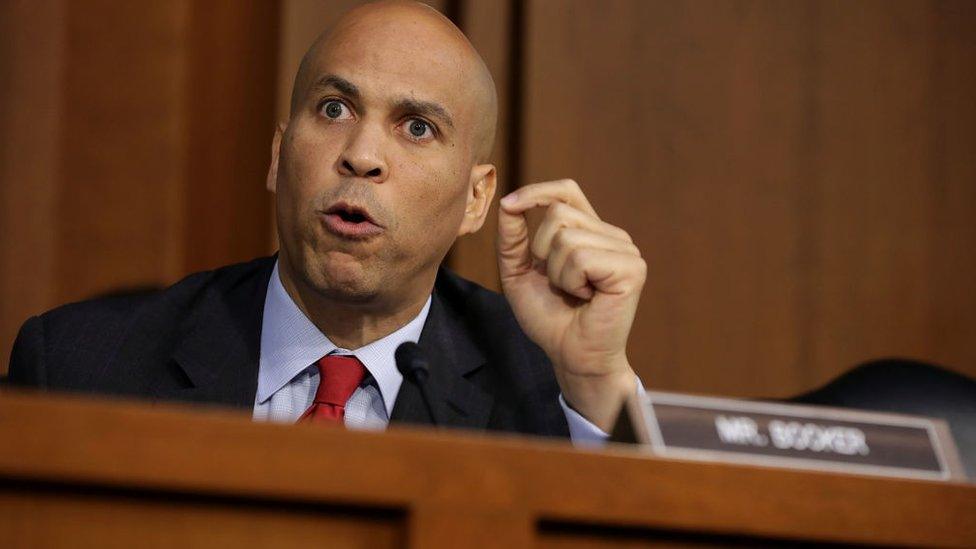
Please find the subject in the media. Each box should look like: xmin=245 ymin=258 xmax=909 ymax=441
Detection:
xmin=298 ymin=355 xmax=366 ymax=423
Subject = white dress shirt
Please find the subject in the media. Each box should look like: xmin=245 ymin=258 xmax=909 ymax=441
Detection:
xmin=253 ymin=261 xmax=610 ymax=444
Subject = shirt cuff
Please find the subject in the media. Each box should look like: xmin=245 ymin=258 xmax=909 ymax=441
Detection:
xmin=559 ymin=376 xmax=646 ymax=447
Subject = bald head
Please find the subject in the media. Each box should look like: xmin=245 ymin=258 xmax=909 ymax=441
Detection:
xmin=289 ymin=1 xmax=497 ymax=162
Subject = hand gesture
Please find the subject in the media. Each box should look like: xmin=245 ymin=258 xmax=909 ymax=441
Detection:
xmin=497 ymin=179 xmax=645 ymax=430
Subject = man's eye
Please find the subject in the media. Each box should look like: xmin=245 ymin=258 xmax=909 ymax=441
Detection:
xmin=319 ymin=100 xmax=351 ymax=120
xmin=405 ymin=119 xmax=434 ymax=140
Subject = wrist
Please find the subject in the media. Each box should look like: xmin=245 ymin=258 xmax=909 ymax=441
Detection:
xmin=557 ymin=364 xmax=637 ymax=432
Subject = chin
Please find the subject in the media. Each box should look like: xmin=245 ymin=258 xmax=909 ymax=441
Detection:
xmin=306 ymin=251 xmax=380 ymax=303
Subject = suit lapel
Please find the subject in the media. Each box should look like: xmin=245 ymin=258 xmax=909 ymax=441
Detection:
xmin=155 ymin=258 xmax=274 ymax=408
xmin=115 ymin=256 xmax=489 ymax=422
xmin=390 ymin=289 xmax=493 ymax=429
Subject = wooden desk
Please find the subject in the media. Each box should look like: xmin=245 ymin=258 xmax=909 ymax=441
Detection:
xmin=1 ymin=390 xmax=973 ymax=547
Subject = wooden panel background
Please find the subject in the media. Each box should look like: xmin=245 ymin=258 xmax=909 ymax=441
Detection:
xmin=0 ymin=0 xmax=277 ymax=368
xmin=0 ymin=0 xmax=63 ymax=380
xmin=2 ymin=0 xmax=975 ymax=400
xmin=521 ymin=0 xmax=976 ymax=396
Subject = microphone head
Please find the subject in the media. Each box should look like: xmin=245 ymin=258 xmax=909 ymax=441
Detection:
xmin=395 ymin=341 xmax=430 ymax=383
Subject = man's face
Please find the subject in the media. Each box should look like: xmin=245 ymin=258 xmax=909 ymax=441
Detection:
xmin=271 ymin=11 xmax=492 ymax=306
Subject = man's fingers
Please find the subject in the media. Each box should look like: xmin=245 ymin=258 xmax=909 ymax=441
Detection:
xmin=499 ymin=179 xmax=599 ymax=218
xmin=557 ymin=247 xmax=647 ymax=301
xmin=498 ymin=178 xmax=635 ymax=285
xmin=546 ymin=228 xmax=640 ymax=289
xmin=496 ymin=202 xmax=534 ymax=278
xmin=532 ymin=202 xmax=633 ymax=261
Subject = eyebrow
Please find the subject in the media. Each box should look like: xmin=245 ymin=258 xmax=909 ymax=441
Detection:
xmin=311 ymin=73 xmax=455 ymax=131
xmin=311 ymin=74 xmax=361 ymax=99
xmin=392 ymin=97 xmax=455 ymax=130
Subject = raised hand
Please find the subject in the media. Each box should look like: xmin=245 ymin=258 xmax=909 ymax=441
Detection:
xmin=497 ymin=179 xmax=646 ymax=431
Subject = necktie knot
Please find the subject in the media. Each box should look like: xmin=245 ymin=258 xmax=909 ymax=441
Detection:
xmin=313 ymin=355 xmax=366 ymax=407
xmin=298 ymin=355 xmax=366 ymax=424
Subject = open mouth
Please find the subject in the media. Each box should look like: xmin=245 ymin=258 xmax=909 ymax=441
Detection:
xmin=335 ymin=210 xmax=368 ymax=223
xmin=320 ymin=202 xmax=384 ymax=238
xmin=324 ymin=202 xmax=379 ymax=224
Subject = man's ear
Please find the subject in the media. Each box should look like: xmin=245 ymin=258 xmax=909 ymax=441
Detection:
xmin=457 ymin=163 xmax=497 ymax=236
xmin=266 ymin=122 xmax=287 ymax=193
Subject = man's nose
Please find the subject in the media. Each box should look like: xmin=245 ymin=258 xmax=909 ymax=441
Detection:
xmin=336 ymin=123 xmax=388 ymax=183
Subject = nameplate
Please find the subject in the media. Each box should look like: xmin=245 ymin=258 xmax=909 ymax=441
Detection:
xmin=613 ymin=391 xmax=967 ymax=482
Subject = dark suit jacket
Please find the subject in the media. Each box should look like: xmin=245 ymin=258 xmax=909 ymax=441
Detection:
xmin=6 ymin=256 xmax=571 ymax=437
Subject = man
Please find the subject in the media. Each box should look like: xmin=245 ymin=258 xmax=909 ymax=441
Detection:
xmin=6 ymin=1 xmax=645 ymax=443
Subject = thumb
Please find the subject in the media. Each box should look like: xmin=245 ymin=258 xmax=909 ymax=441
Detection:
xmin=496 ymin=193 xmax=533 ymax=278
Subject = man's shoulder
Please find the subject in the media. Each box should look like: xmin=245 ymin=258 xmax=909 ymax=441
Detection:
xmin=37 ymin=256 xmax=275 ymax=330
xmin=7 ymin=256 xmax=275 ymax=388
xmin=434 ymin=268 xmax=518 ymax=328
xmin=433 ymin=267 xmax=547 ymax=359
xmin=432 ymin=268 xmax=568 ymax=437
xmin=433 ymin=267 xmax=503 ymax=309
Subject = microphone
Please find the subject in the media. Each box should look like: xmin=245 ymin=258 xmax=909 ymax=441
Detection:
xmin=395 ymin=342 xmax=442 ymax=426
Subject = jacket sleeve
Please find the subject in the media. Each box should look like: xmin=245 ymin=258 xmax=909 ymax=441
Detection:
xmin=5 ymin=315 xmax=47 ymax=387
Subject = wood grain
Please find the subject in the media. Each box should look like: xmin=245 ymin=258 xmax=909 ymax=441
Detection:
xmin=182 ymin=0 xmax=278 ymax=274
xmin=0 ymin=391 xmax=973 ymax=547
xmin=445 ymin=0 xmax=517 ymax=292
xmin=57 ymin=0 xmax=191 ymax=302
xmin=0 ymin=0 xmax=64 ymax=375
xmin=0 ymin=0 xmax=280 ymax=373
xmin=1 ymin=489 xmax=403 ymax=549
xmin=520 ymin=0 xmax=976 ymax=397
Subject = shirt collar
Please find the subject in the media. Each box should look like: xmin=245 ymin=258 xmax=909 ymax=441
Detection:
xmin=257 ymin=261 xmax=432 ymax=416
